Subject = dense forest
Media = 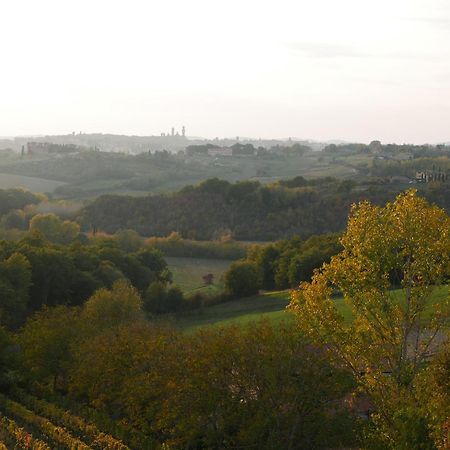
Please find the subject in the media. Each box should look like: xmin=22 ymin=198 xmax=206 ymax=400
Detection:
xmin=0 ymin=232 xmax=170 ymax=329
xmin=80 ymin=176 xmax=450 ymax=240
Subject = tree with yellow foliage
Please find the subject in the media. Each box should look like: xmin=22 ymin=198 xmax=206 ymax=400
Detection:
xmin=289 ymin=190 xmax=450 ymax=449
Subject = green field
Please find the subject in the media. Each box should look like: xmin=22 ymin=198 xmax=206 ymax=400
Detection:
xmin=166 ymin=256 xmax=232 ymax=294
xmin=175 ymin=285 xmax=449 ymax=332
xmin=0 ymin=173 xmax=66 ymax=192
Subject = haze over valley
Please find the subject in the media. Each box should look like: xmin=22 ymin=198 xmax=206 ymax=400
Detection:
xmin=0 ymin=1 xmax=449 ymax=449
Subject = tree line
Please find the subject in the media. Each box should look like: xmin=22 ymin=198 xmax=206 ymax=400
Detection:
xmin=224 ymin=233 xmax=341 ymax=297
xmin=80 ymin=176 xmax=450 ymax=240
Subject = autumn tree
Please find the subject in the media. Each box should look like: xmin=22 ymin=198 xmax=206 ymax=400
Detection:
xmin=29 ymin=213 xmax=80 ymax=244
xmin=67 ymin=320 xmax=355 ymax=449
xmin=81 ymin=279 xmax=145 ymax=333
xmin=19 ymin=305 xmax=81 ymax=390
xmin=289 ymin=190 xmax=450 ymax=449
xmin=156 ymin=321 xmax=354 ymax=449
xmin=416 ymin=341 xmax=450 ymax=449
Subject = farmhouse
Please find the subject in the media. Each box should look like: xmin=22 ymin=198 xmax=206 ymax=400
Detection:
xmin=415 ymin=169 xmax=449 ymax=183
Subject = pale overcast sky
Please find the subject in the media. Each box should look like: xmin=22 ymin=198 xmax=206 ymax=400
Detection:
xmin=1 ymin=0 xmax=449 ymax=143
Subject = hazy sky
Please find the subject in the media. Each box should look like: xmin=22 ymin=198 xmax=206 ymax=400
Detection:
xmin=1 ymin=0 xmax=449 ymax=143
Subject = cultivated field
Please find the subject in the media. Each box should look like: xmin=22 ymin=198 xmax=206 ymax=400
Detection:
xmin=0 ymin=173 xmax=66 ymax=193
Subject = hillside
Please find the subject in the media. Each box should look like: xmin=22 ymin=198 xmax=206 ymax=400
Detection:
xmin=80 ymin=177 xmax=450 ymax=240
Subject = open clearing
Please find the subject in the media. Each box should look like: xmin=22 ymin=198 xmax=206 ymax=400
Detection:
xmin=0 ymin=173 xmax=66 ymax=192
xmin=176 ymin=285 xmax=449 ymax=332
xmin=166 ymin=256 xmax=232 ymax=294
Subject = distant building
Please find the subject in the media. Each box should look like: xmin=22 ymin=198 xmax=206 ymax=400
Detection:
xmin=27 ymin=142 xmax=49 ymax=154
xmin=26 ymin=142 xmax=83 ymax=155
xmin=415 ymin=169 xmax=449 ymax=183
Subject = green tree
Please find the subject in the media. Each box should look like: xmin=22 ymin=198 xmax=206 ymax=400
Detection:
xmin=166 ymin=285 xmax=184 ymax=312
xmin=0 ymin=209 xmax=27 ymax=230
xmin=94 ymin=260 xmax=125 ymax=287
xmin=19 ymin=305 xmax=80 ymax=390
xmin=0 ymin=326 xmax=18 ymax=389
xmin=144 ymin=281 xmax=167 ymax=314
xmin=224 ymin=260 xmax=261 ymax=298
xmin=248 ymin=244 xmax=280 ymax=290
xmin=136 ymin=247 xmax=171 ymax=283
xmin=19 ymin=245 xmax=75 ymax=310
xmin=0 ymin=253 xmax=32 ymax=328
xmin=290 ymin=190 xmax=450 ymax=449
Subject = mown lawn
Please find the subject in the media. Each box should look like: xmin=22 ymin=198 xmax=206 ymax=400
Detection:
xmin=175 ymin=285 xmax=448 ymax=332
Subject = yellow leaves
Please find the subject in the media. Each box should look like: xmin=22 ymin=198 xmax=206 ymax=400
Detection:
xmin=0 ymin=415 xmax=51 ymax=450
xmin=0 ymin=394 xmax=89 ymax=449
xmin=288 ymin=189 xmax=450 ymax=406
xmin=12 ymin=389 xmax=129 ymax=450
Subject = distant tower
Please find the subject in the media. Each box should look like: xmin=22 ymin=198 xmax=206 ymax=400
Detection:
xmin=171 ymin=127 xmax=175 ymax=137
xmin=182 ymin=126 xmax=186 ymax=137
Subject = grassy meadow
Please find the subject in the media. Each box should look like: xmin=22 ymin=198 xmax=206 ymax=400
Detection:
xmin=166 ymin=256 xmax=232 ymax=294
xmin=175 ymin=285 xmax=449 ymax=332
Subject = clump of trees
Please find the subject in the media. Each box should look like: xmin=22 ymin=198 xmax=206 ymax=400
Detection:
xmin=29 ymin=213 xmax=80 ymax=244
xmin=15 ymin=283 xmax=356 ymax=449
xmin=145 ymin=232 xmax=247 ymax=260
xmin=0 ymin=232 xmax=171 ymax=329
xmin=0 ymin=189 xmax=43 ymax=217
xmin=223 ymin=233 xmax=341 ymax=296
